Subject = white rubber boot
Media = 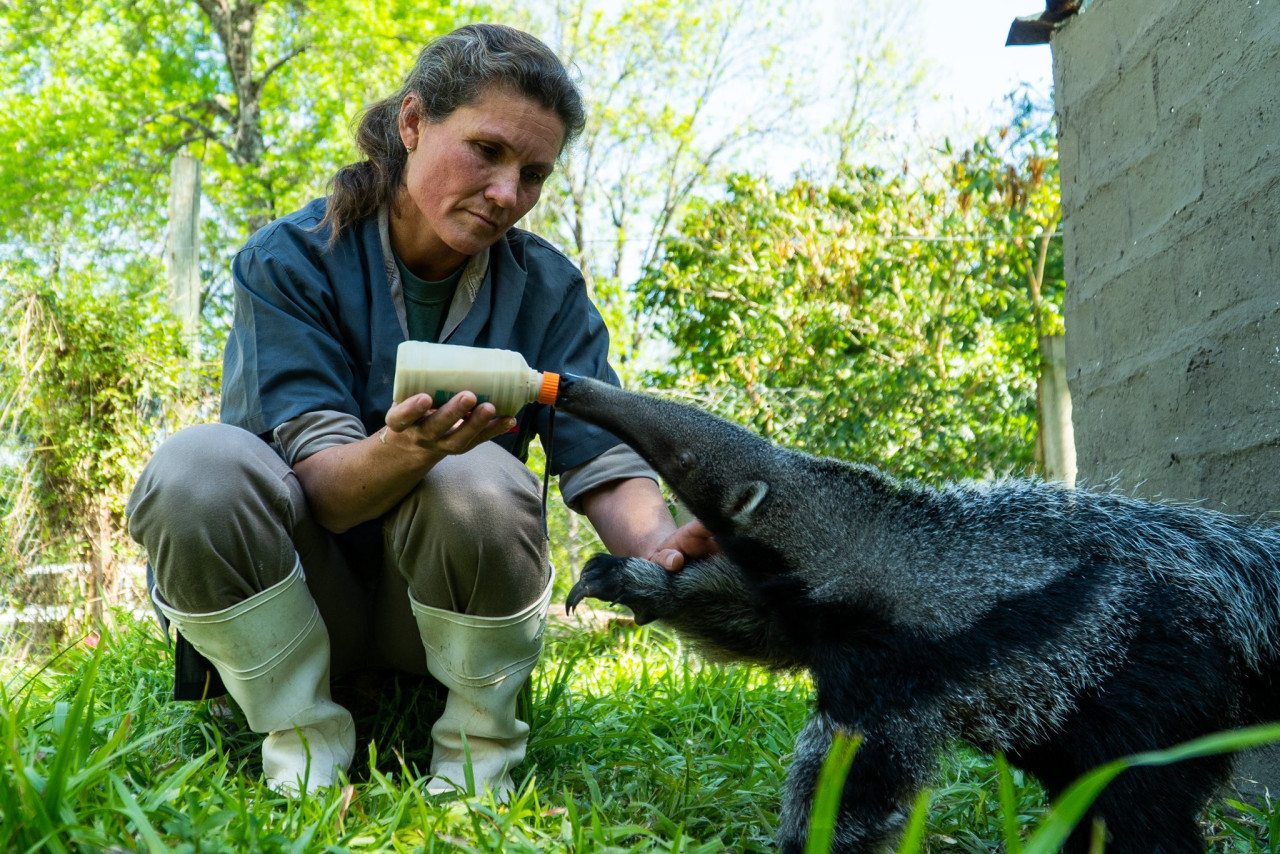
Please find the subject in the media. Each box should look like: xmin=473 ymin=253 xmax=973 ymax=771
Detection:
xmin=152 ymin=560 xmax=356 ymax=794
xmin=411 ymin=575 xmax=553 ymax=800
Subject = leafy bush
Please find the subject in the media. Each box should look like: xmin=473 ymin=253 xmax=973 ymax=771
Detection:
xmin=637 ymin=125 xmax=1063 ymax=483
xmin=0 ymin=262 xmax=202 ymax=629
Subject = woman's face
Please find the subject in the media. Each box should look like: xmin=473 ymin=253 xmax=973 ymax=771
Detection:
xmin=394 ymin=86 xmax=565 ymax=280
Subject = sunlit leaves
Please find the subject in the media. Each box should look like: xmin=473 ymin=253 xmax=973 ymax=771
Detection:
xmin=638 ymin=120 xmax=1064 ymax=483
xmin=0 ymin=265 xmax=191 ymax=569
xmin=0 ymin=0 xmax=476 ymax=289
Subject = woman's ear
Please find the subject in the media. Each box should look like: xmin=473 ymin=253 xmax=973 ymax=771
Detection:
xmin=399 ymin=93 xmax=421 ymax=153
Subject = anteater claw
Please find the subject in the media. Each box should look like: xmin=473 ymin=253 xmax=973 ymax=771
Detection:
xmin=565 ymin=554 xmax=630 ymax=615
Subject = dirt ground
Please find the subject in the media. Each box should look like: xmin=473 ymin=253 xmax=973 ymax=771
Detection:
xmin=546 ymin=602 xmax=632 ymax=634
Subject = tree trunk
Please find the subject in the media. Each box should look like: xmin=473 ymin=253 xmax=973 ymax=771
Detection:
xmin=84 ymin=496 xmax=116 ymax=628
xmin=194 ymin=0 xmax=291 ymax=234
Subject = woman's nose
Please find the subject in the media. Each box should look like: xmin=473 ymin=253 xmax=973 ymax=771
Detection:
xmin=485 ymin=168 xmax=520 ymax=208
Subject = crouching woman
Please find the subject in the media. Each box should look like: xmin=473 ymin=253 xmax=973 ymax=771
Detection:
xmin=126 ymin=23 xmax=708 ymax=798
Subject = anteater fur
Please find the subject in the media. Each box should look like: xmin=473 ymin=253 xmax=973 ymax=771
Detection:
xmin=557 ymin=375 xmax=1280 ymax=853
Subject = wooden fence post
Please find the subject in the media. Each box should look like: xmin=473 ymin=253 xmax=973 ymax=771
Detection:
xmin=166 ymin=152 xmax=202 ymax=366
xmin=1037 ymin=334 xmax=1077 ymax=487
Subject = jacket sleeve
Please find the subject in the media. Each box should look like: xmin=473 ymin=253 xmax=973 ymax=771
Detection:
xmin=221 ymin=241 xmax=362 ymax=437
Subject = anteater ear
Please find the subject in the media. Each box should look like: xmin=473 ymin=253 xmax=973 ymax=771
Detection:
xmin=726 ymin=480 xmax=770 ymax=527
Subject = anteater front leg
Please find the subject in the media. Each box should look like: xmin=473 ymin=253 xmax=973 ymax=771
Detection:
xmin=566 ymin=553 xmax=804 ymax=668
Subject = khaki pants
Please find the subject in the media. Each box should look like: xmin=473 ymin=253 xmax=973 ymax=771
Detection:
xmin=126 ymin=423 xmax=549 ymax=680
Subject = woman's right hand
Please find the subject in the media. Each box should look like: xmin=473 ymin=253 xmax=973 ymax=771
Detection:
xmin=648 ymin=518 xmax=719 ymax=572
xmin=381 ymin=391 xmax=516 ymax=457
xmin=295 ymin=390 xmax=516 ymax=534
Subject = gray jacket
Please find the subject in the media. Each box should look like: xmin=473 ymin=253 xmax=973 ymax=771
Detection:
xmin=220 ymin=199 xmax=654 ymax=554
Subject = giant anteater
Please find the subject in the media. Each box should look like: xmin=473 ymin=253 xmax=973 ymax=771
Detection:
xmin=557 ymin=374 xmax=1280 ymax=853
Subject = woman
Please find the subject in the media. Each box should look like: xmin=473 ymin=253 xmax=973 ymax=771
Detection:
xmin=127 ymin=23 xmax=712 ymax=798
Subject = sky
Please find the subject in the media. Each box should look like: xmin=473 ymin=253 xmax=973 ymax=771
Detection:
xmin=910 ymin=0 xmax=1056 ymax=138
xmin=751 ymin=0 xmax=1058 ymax=178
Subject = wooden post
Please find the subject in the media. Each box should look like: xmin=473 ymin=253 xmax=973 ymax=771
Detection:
xmin=1036 ymin=334 xmax=1077 ymax=487
xmin=167 ymin=152 xmax=202 ymax=365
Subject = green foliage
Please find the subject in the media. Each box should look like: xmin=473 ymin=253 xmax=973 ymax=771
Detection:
xmin=636 ymin=119 xmax=1063 ymax=482
xmin=0 ymin=0 xmax=480 ymax=324
xmin=0 ymin=264 xmax=191 ymax=573
xmin=2 ymin=615 xmax=1277 ymax=852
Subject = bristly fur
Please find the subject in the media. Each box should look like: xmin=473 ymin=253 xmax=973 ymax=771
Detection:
xmin=556 ymin=375 xmax=1280 ymax=854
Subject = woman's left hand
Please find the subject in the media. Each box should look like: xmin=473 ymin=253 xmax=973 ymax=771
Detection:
xmin=647 ymin=518 xmax=718 ymax=572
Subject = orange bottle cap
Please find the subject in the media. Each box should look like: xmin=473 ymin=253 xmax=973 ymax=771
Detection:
xmin=538 ymin=371 xmax=560 ymax=405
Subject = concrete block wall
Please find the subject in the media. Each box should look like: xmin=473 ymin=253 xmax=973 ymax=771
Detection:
xmin=1050 ymin=0 xmax=1280 ymax=796
xmin=1051 ymin=0 xmax=1280 ymax=515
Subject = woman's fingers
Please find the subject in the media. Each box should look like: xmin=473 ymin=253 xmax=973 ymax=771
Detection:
xmin=385 ymin=392 xmax=514 ymax=454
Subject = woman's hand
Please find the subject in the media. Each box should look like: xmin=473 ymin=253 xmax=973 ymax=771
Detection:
xmin=579 ymin=478 xmax=719 ymax=573
xmin=295 ymin=389 xmax=514 ymax=534
xmin=647 ymin=518 xmax=719 ymax=572
xmin=382 ymin=391 xmax=516 ymax=456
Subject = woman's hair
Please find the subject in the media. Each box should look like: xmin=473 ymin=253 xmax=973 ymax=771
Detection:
xmin=321 ymin=23 xmax=586 ymax=244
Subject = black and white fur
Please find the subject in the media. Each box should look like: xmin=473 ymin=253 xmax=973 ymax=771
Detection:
xmin=556 ymin=375 xmax=1280 ymax=853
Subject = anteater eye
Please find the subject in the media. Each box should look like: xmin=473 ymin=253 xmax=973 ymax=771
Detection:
xmin=678 ymin=451 xmax=698 ymax=470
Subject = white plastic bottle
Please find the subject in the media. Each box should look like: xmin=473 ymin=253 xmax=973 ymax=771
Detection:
xmin=392 ymin=341 xmax=561 ymax=416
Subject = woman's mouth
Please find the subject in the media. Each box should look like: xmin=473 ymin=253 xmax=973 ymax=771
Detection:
xmin=468 ymin=210 xmax=499 ymax=229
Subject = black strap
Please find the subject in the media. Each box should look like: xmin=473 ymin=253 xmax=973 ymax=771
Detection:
xmin=541 ymin=406 xmax=555 ymax=537
xmin=174 ymin=634 xmax=227 ymax=701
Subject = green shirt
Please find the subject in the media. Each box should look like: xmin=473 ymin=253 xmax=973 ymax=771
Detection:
xmin=396 ymin=253 xmax=463 ymax=342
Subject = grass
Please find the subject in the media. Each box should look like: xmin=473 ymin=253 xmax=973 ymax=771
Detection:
xmin=2 ymin=610 xmax=1279 ymax=852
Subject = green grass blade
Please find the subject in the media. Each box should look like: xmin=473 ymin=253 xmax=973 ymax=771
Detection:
xmin=110 ymin=773 xmax=169 ymax=852
xmin=995 ymin=752 xmax=1024 ymax=854
xmin=894 ymin=789 xmax=932 ymax=854
xmin=38 ymin=643 xmax=102 ymax=821
xmin=805 ymin=729 xmax=862 ymax=854
xmin=1024 ymin=723 xmax=1280 ymax=854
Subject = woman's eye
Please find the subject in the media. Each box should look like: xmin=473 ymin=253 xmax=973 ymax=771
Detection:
xmin=522 ymin=170 xmax=547 ymax=185
xmin=474 ymin=142 xmax=499 ymax=159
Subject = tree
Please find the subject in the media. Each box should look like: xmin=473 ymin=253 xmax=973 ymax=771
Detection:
xmin=0 ymin=0 xmax=477 ymax=618
xmin=637 ymin=114 xmax=1063 ymax=484
xmin=0 ymin=0 xmax=477 ymax=330
xmin=508 ymin=0 xmax=928 ymax=369
xmin=812 ymin=0 xmax=930 ymax=172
